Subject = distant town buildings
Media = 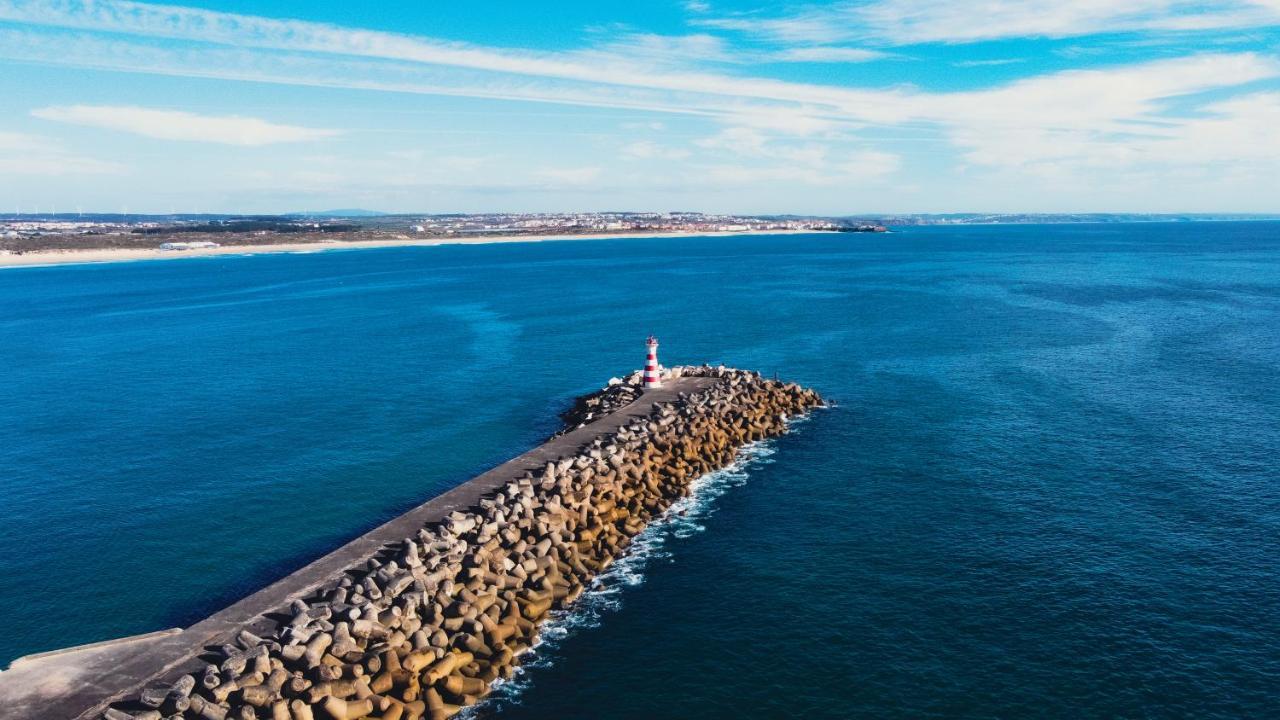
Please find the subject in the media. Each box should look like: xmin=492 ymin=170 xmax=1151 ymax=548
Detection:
xmin=0 ymin=211 xmax=869 ymax=250
xmin=391 ymin=212 xmax=847 ymax=236
xmin=6 ymin=212 xmax=1277 ymax=248
xmin=159 ymin=241 xmax=220 ymax=251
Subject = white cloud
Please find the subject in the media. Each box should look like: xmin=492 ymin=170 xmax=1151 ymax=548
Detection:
xmin=1 ymin=2 xmax=764 ymax=96
xmin=621 ymin=121 xmax=667 ymax=131
xmin=956 ymin=91 xmax=1280 ymax=173
xmin=581 ymin=33 xmax=734 ymax=67
xmin=1153 ymin=92 xmax=1280 ymax=164
xmin=5 ymin=2 xmax=1276 ymax=135
xmin=0 ymin=16 xmax=912 ymax=127
xmin=769 ymin=47 xmax=893 ymax=63
xmin=953 ymin=58 xmax=1026 ymax=67
xmin=697 ymin=127 xmax=771 ymax=155
xmin=582 ymin=32 xmax=892 ymax=67
xmin=0 ymin=130 xmax=125 ymax=175
xmin=1 ymin=1 xmax=1279 ymax=202
xmin=697 ymin=15 xmax=848 ymax=44
xmin=702 ymin=149 xmax=900 ymax=186
xmin=537 ymin=167 xmax=603 ymax=185
xmin=925 ymin=53 xmax=1280 ymax=185
xmin=620 ymin=141 xmax=691 ymax=160
xmin=938 ymin=53 xmax=1278 ymax=131
xmin=31 ymin=105 xmax=340 ymax=145
xmin=0 ymin=130 xmax=55 ymax=153
xmin=731 ymin=108 xmax=843 ymax=135
xmin=698 ymin=0 xmax=1280 ymax=45
xmin=836 ymin=151 xmax=902 ymax=179
xmin=695 ymin=125 xmax=901 ymax=186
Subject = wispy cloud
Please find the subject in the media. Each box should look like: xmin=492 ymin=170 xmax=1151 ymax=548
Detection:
xmin=695 ymin=15 xmax=846 ymax=44
xmin=936 ymin=53 xmax=1277 ymax=130
xmin=701 ymin=151 xmax=902 ymax=186
xmin=695 ymin=125 xmax=901 ymax=186
xmin=584 ymin=31 xmax=891 ymax=66
xmin=0 ymin=130 xmax=125 ymax=175
xmin=0 ymin=3 xmax=914 ymax=125
xmin=31 ymin=105 xmax=341 ymax=145
xmin=5 ymin=1 xmax=1275 ymax=134
xmin=620 ymin=141 xmax=691 ymax=160
xmin=697 ymin=0 xmax=1280 ymax=45
xmin=954 ymin=90 xmax=1280 ymax=173
xmin=3 ymin=0 xmax=1280 ymax=205
xmin=769 ymin=47 xmax=894 ymax=63
xmin=953 ymin=58 xmax=1026 ymax=67
xmin=537 ymin=166 xmax=603 ymax=185
xmin=580 ymin=32 xmax=735 ymax=67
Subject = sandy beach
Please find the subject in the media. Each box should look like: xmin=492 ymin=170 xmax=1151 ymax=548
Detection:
xmin=0 ymin=229 xmax=818 ymax=269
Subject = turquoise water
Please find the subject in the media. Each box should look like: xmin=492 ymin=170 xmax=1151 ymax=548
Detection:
xmin=2 ymin=225 xmax=1278 ymax=717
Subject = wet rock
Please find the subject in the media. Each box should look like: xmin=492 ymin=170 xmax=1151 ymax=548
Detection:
xmin=103 ymin=367 xmax=820 ymax=720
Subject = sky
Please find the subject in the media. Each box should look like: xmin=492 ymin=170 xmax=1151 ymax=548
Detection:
xmin=1 ymin=0 xmax=1279 ymax=214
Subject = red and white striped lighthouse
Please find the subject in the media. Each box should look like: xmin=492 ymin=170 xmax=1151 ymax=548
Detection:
xmin=643 ymin=335 xmax=662 ymax=389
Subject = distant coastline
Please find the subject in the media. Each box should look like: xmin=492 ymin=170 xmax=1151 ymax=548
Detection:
xmin=0 ymin=229 xmax=821 ymax=269
xmin=7 ymin=212 xmax=1280 ymax=269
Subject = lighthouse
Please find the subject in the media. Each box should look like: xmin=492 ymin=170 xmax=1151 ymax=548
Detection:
xmin=643 ymin=336 xmax=662 ymax=389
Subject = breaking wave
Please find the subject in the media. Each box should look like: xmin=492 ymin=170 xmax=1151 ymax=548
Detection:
xmin=459 ymin=437 xmax=782 ymax=716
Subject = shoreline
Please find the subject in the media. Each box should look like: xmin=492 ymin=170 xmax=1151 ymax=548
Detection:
xmin=0 ymin=229 xmax=820 ymax=270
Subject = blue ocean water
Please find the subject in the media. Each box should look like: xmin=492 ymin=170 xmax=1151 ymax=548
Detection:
xmin=1 ymin=224 xmax=1278 ymax=718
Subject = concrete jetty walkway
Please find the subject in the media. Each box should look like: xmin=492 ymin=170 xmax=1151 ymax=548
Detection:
xmin=0 ymin=377 xmax=717 ymax=720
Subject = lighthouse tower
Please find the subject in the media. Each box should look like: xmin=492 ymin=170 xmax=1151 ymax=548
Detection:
xmin=643 ymin=336 xmax=662 ymax=389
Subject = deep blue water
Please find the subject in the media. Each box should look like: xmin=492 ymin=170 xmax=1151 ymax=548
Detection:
xmin=2 ymin=224 xmax=1278 ymax=718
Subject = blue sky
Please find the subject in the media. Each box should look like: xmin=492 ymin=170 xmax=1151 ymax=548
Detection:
xmin=2 ymin=0 xmax=1279 ymax=214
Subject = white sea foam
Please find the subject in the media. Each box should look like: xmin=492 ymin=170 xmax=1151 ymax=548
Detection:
xmin=459 ymin=437 xmax=783 ymax=715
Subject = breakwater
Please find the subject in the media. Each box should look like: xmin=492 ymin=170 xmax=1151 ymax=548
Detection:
xmin=14 ymin=367 xmax=820 ymax=720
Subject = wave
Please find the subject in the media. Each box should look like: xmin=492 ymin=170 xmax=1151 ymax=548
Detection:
xmin=459 ymin=437 xmax=783 ymax=716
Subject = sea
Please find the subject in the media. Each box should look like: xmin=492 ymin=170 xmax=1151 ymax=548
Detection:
xmin=1 ymin=223 xmax=1277 ymax=718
